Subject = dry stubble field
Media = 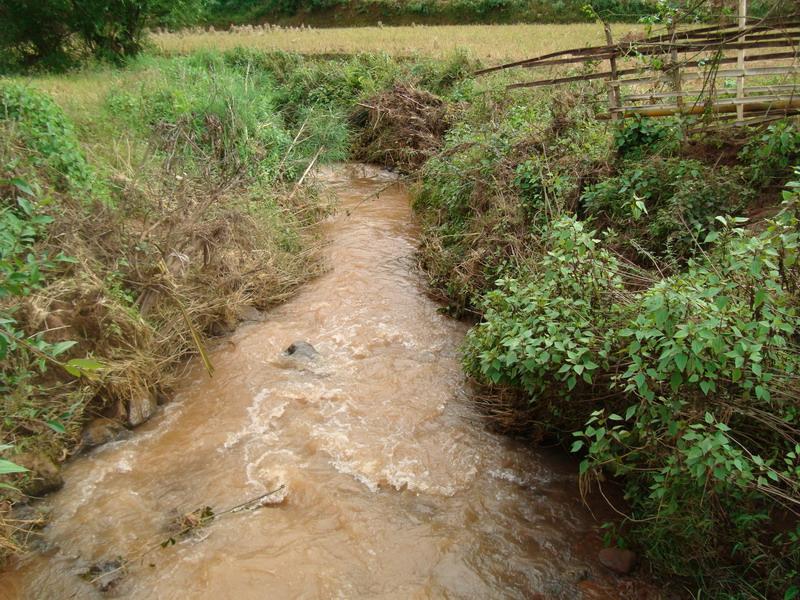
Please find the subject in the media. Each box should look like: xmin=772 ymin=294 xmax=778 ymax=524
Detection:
xmin=153 ymin=23 xmax=640 ymax=62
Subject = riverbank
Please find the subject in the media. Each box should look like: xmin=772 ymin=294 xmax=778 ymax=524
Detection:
xmin=1 ymin=162 xmax=666 ymax=600
xmin=0 ymin=50 xmax=473 ymax=555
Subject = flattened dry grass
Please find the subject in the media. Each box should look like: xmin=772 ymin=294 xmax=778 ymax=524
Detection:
xmin=154 ymin=23 xmax=641 ymax=62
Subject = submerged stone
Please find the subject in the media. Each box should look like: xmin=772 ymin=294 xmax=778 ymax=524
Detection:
xmin=82 ymin=418 xmax=127 ymax=448
xmin=285 ymin=341 xmax=318 ymax=359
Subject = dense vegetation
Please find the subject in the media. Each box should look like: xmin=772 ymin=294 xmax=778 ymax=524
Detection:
xmin=410 ymin=77 xmax=800 ymax=597
xmin=1 ymin=8 xmax=798 ymax=597
xmin=204 ymin=0 xmax=657 ymax=27
xmin=202 ymin=0 xmax=784 ymax=27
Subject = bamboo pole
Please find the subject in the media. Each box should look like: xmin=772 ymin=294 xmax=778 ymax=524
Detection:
xmin=597 ymin=97 xmax=800 ymax=119
xmin=509 ymin=61 xmax=800 ymax=91
xmin=669 ymin=19 xmax=684 ymax=112
xmin=737 ymin=0 xmax=748 ymax=122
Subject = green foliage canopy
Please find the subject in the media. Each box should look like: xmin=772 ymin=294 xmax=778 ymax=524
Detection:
xmin=0 ymin=0 xmax=207 ymax=69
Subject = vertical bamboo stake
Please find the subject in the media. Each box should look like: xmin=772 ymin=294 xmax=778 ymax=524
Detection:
xmin=669 ymin=19 xmax=683 ymax=112
xmin=604 ymin=22 xmax=621 ymax=120
xmin=737 ymin=0 xmax=747 ymax=122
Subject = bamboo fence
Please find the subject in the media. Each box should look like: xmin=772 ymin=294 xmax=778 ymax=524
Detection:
xmin=479 ymin=3 xmax=800 ymax=126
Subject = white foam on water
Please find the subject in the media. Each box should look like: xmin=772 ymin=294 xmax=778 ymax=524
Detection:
xmin=489 ymin=468 xmax=529 ymax=487
xmin=330 ymin=458 xmax=380 ymax=493
xmin=222 ymin=389 xmax=287 ymax=451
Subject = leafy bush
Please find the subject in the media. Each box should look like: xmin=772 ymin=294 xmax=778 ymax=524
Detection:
xmin=0 ymin=0 xmax=205 ymax=70
xmin=463 ymin=217 xmax=622 ymax=414
xmin=0 ymin=129 xmax=92 ymax=466
xmin=0 ymin=83 xmax=96 ymax=192
xmin=464 ymin=182 xmax=800 ymax=595
xmin=204 ymin=0 xmax=660 ymax=25
xmin=575 ymin=200 xmax=800 ymax=594
xmin=613 ymin=115 xmax=682 ymax=159
xmin=740 ymin=120 xmax=800 ymax=187
xmin=0 ymin=1 xmax=75 ymax=71
xmin=581 ymin=158 xmax=752 ymax=262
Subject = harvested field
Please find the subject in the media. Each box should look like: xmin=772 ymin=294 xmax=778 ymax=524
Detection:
xmin=154 ymin=24 xmax=641 ymax=62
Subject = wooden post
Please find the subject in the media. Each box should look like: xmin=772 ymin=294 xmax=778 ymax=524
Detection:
xmin=737 ymin=0 xmax=747 ymax=122
xmin=604 ymin=22 xmax=621 ymax=120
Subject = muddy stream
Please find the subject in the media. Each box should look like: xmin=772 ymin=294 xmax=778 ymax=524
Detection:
xmin=2 ymin=165 xmax=650 ymax=599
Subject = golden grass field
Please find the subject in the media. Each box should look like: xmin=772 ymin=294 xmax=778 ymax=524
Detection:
xmin=153 ymin=23 xmax=640 ymax=63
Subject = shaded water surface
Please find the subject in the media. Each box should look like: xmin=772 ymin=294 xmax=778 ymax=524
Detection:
xmin=2 ymin=165 xmax=650 ymax=599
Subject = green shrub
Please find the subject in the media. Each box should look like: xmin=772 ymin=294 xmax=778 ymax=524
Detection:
xmin=581 ymin=158 xmax=752 ymax=262
xmin=740 ymin=120 xmax=800 ymax=187
xmin=574 ymin=201 xmax=799 ymax=593
xmin=0 ymin=83 xmax=95 ymax=192
xmin=461 ymin=169 xmax=799 ymax=595
xmin=463 ymin=217 xmax=622 ymax=413
xmin=0 ymin=131 xmax=87 ymax=444
xmin=0 ymin=0 xmax=205 ymax=70
xmin=613 ymin=115 xmax=682 ymax=159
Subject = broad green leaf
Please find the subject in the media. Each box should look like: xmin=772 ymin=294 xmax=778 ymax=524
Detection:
xmin=45 ymin=420 xmax=66 ymax=434
xmin=64 ymin=358 xmax=105 ymax=379
xmin=0 ymin=459 xmax=29 ymax=475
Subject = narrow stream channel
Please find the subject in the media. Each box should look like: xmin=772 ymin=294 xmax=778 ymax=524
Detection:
xmin=2 ymin=165 xmax=650 ymax=599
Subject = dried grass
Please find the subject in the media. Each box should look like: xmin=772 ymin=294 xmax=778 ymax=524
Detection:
xmin=153 ymin=24 xmax=641 ymax=63
xmin=351 ymin=83 xmax=451 ymax=172
xmin=1 ymin=104 xmax=330 ymax=558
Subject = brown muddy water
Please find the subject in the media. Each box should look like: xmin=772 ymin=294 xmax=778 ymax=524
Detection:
xmin=1 ymin=165 xmax=655 ymax=599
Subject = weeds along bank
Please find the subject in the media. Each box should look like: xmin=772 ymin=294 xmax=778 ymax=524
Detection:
xmin=0 ymin=55 xmax=335 ymax=502
xmin=398 ymin=75 xmax=800 ymax=595
xmin=0 ymin=49 xmax=475 ymax=558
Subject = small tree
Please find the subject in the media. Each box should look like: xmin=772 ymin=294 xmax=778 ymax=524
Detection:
xmin=70 ymin=0 xmax=207 ymax=61
xmin=0 ymin=0 xmax=74 ymax=68
xmin=0 ymin=0 xmax=207 ymax=70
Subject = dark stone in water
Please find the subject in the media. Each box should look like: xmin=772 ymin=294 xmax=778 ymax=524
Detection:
xmin=82 ymin=418 xmax=128 ymax=449
xmin=598 ymin=547 xmax=638 ymax=574
xmin=285 ymin=341 xmax=318 ymax=359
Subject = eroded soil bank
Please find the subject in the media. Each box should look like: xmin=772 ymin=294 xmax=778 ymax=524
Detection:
xmin=1 ymin=165 xmax=657 ymax=599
